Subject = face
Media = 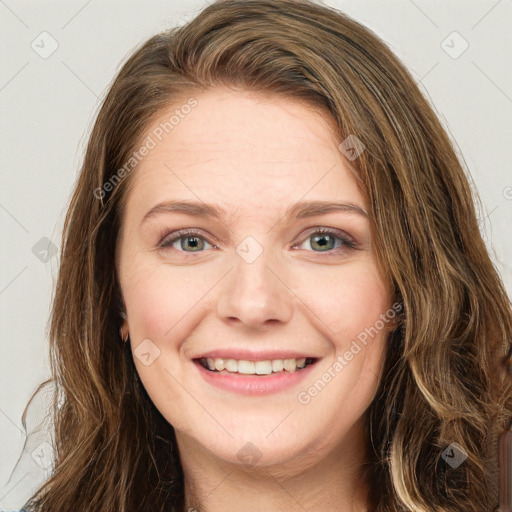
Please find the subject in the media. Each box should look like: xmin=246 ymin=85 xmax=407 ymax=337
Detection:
xmin=116 ymin=88 xmax=396 ymax=468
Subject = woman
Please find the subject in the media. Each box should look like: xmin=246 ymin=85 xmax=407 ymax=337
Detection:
xmin=11 ymin=0 xmax=512 ymax=511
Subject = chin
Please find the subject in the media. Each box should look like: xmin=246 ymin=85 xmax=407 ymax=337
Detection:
xmin=186 ymin=422 xmax=317 ymax=469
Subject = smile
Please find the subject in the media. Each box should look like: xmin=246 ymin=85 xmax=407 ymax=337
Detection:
xmin=193 ymin=355 xmax=320 ymax=395
xmin=198 ymin=357 xmax=317 ymax=375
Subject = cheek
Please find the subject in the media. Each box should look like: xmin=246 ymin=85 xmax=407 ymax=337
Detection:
xmin=119 ymin=248 xmax=190 ymax=347
xmin=300 ymin=261 xmax=391 ymax=339
xmin=121 ymin=259 xmax=218 ymax=342
xmin=123 ymin=265 xmax=174 ymax=336
xmin=121 ymin=263 xmax=195 ymax=414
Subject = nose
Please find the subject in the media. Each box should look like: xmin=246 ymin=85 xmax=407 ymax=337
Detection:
xmin=216 ymin=246 xmax=294 ymax=330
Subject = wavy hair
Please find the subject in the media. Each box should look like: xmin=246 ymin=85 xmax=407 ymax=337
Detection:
xmin=17 ymin=1 xmax=512 ymax=511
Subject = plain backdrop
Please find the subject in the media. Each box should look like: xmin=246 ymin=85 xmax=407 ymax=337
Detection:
xmin=1 ymin=0 xmax=511 ymax=508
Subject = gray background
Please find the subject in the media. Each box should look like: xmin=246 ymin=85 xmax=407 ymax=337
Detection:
xmin=1 ymin=0 xmax=511 ymax=507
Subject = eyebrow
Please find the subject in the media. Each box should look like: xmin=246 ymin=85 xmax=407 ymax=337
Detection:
xmin=140 ymin=199 xmax=368 ymax=227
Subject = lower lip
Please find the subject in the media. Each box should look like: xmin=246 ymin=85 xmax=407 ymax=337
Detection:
xmin=193 ymin=360 xmax=317 ymax=395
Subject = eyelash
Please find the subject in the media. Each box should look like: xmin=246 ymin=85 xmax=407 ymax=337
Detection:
xmin=158 ymin=227 xmax=357 ymax=257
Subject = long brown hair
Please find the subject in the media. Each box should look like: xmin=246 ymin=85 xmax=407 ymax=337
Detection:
xmin=18 ymin=1 xmax=512 ymax=510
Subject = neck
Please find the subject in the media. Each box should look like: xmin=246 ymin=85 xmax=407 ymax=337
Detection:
xmin=176 ymin=418 xmax=372 ymax=512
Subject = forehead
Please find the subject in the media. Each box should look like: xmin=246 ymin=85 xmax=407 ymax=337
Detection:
xmin=123 ymin=88 xmax=365 ymax=222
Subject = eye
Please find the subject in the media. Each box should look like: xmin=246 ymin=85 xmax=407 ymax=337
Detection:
xmin=157 ymin=227 xmax=357 ymax=256
xmin=159 ymin=229 xmax=216 ymax=252
xmin=292 ymin=227 xmax=357 ymax=255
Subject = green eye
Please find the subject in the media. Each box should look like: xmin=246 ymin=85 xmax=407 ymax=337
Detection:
xmin=293 ymin=228 xmax=357 ymax=254
xmin=160 ymin=230 xmax=215 ymax=252
xmin=310 ymin=233 xmax=337 ymax=251
xmin=158 ymin=227 xmax=357 ymax=256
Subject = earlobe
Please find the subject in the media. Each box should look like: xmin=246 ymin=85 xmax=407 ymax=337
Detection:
xmin=385 ymin=302 xmax=404 ymax=334
xmin=119 ymin=316 xmax=129 ymax=342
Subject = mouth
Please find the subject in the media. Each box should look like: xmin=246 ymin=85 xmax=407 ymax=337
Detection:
xmin=195 ymin=357 xmax=318 ymax=376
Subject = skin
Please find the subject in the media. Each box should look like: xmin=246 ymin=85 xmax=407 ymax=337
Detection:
xmin=117 ymin=88 xmax=397 ymax=512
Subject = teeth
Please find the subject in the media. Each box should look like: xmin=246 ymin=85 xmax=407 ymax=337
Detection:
xmin=202 ymin=357 xmax=310 ymax=375
xmin=283 ymin=358 xmax=297 ymax=372
xmin=225 ymin=359 xmax=238 ymax=372
xmin=255 ymin=360 xmax=272 ymax=375
xmin=271 ymin=359 xmax=284 ymax=372
xmin=238 ymin=360 xmax=255 ymax=374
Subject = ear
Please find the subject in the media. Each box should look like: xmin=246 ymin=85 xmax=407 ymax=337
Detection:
xmin=119 ymin=311 xmax=129 ymax=341
xmin=385 ymin=299 xmax=404 ymax=332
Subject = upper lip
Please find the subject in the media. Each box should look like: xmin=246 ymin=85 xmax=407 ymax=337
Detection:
xmin=193 ymin=349 xmax=320 ymax=361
